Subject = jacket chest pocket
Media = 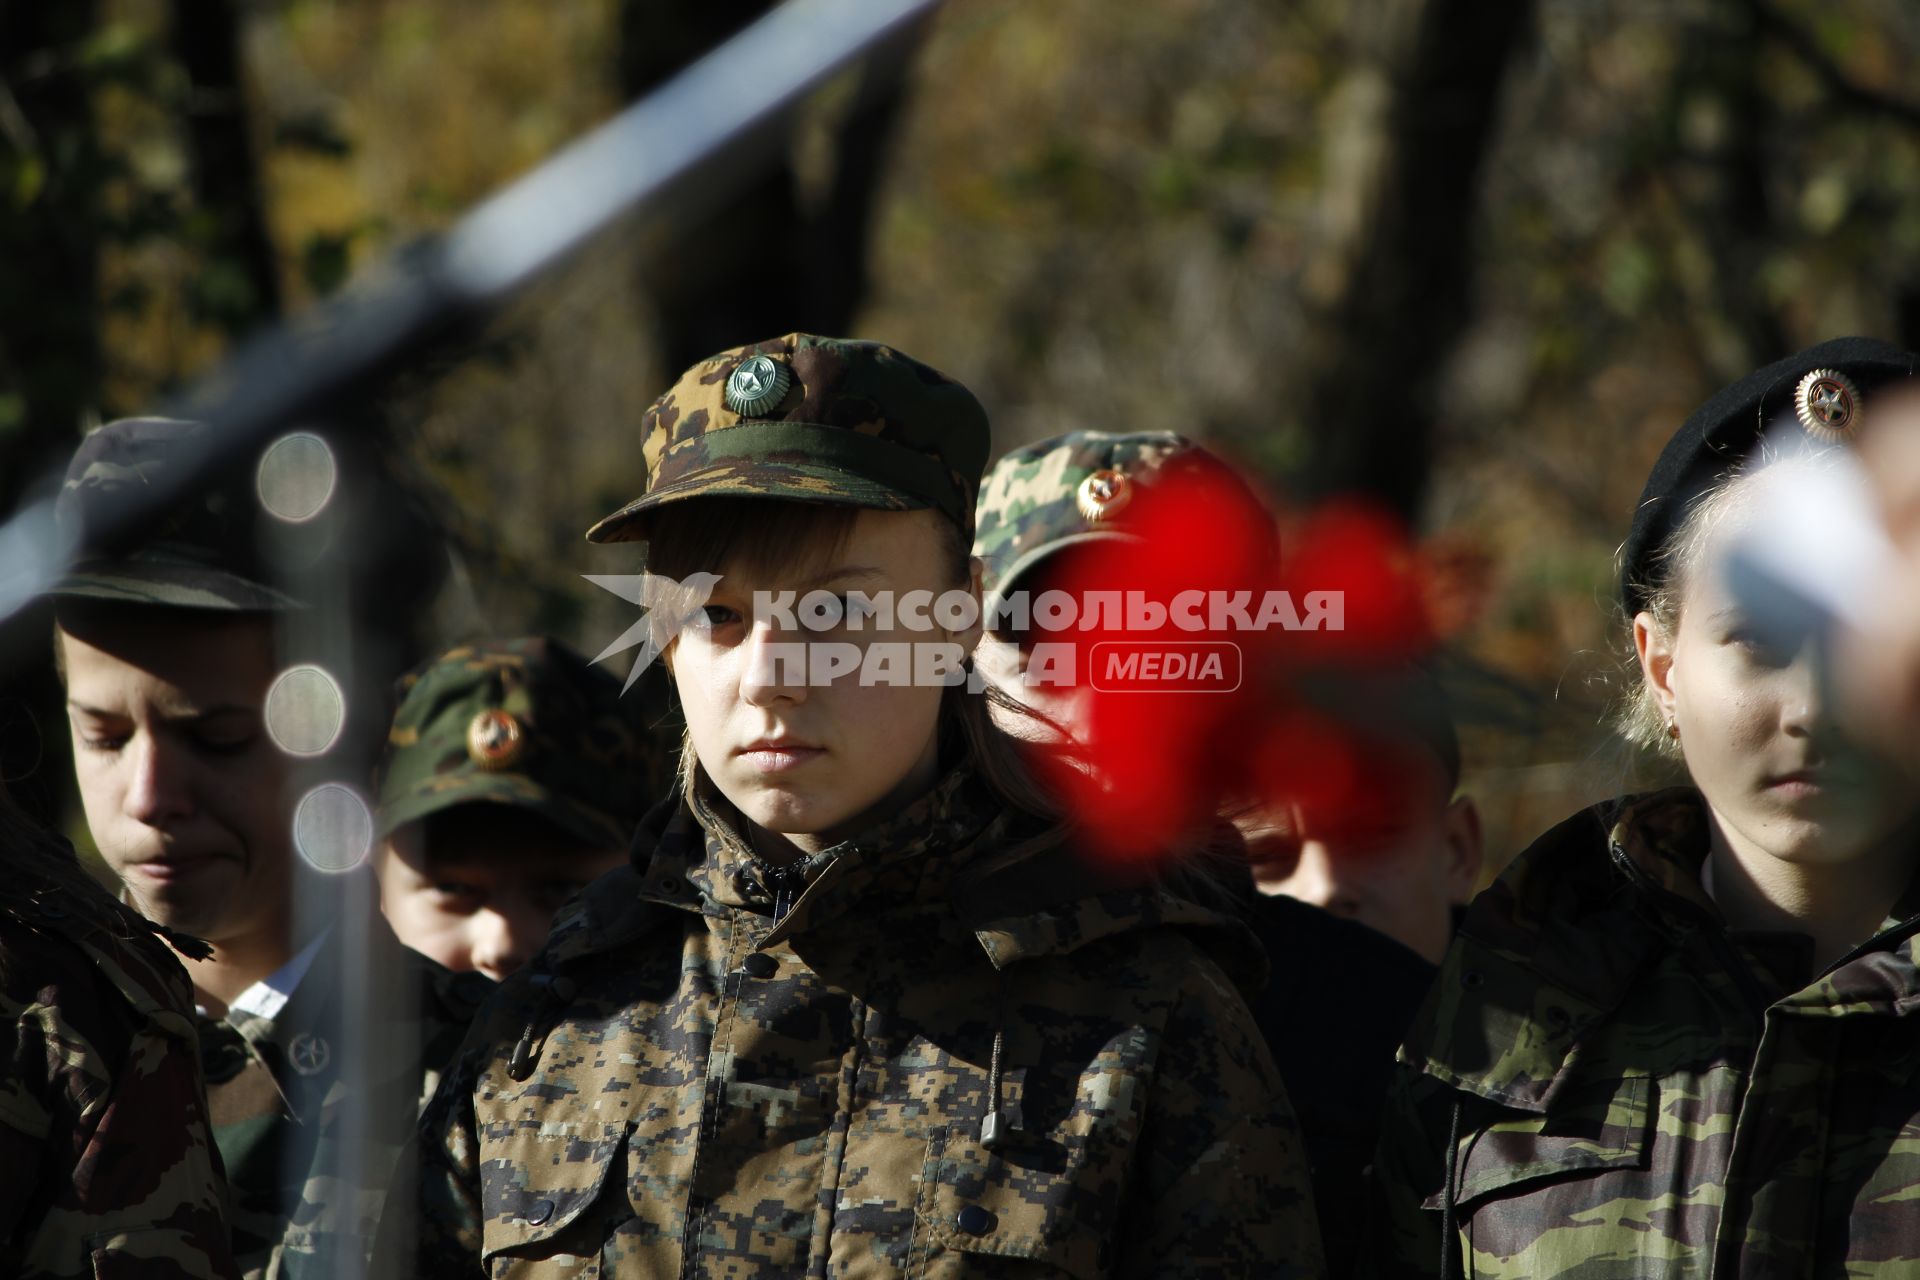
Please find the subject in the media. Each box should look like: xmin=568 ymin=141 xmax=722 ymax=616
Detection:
xmin=479 ymin=1123 xmax=629 ymax=1280
xmin=1423 ymin=1075 xmax=1655 ymax=1276
xmin=911 ymin=1123 xmax=1119 ymax=1279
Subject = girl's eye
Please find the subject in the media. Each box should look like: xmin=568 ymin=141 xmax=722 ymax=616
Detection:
xmin=432 ymin=883 xmax=483 ymax=907
xmin=801 ymin=596 xmax=850 ymax=633
xmin=1729 ymin=630 xmax=1792 ymax=667
xmin=81 ymin=736 xmax=127 ymax=754
xmin=701 ymin=605 xmax=741 ymax=627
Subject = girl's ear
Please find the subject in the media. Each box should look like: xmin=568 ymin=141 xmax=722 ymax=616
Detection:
xmin=1634 ymin=610 xmax=1678 ymax=720
xmin=954 ymin=555 xmax=987 ymax=658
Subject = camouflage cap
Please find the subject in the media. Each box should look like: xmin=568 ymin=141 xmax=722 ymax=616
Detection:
xmin=374 ymin=637 xmax=672 ymax=849
xmin=972 ymin=430 xmax=1196 ymax=604
xmin=584 ymin=333 xmax=991 ymax=544
xmin=51 ymin=416 xmax=301 ymax=611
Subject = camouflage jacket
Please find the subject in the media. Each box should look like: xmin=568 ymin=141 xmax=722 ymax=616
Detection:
xmin=409 ymin=764 xmax=1324 ymax=1278
xmin=1367 ymin=788 xmax=1920 ymax=1279
xmin=0 ymin=878 xmax=238 ymax=1279
xmin=202 ymin=914 xmax=490 ymax=1279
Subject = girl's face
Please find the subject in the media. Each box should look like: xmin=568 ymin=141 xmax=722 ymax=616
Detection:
xmin=668 ymin=507 xmax=979 ymax=854
xmin=1638 ymin=498 xmax=1911 ymax=870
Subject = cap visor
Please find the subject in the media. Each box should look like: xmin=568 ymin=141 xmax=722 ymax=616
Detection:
xmin=586 ymin=473 xmax=926 ymax=544
xmin=51 ymin=560 xmax=301 ymax=611
xmin=984 ymin=531 xmax=1141 ymax=609
xmin=376 ymin=779 xmax=623 ymax=847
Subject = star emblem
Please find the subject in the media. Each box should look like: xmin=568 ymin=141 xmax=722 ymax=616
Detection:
xmin=1794 ymin=368 xmax=1862 ymax=443
xmin=288 ymin=1032 xmax=331 ymax=1076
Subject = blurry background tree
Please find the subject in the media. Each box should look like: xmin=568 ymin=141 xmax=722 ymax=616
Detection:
xmin=4 ymin=0 xmax=1920 ymax=866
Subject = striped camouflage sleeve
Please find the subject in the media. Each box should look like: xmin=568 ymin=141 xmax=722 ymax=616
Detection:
xmin=0 ymin=921 xmax=239 ymax=1280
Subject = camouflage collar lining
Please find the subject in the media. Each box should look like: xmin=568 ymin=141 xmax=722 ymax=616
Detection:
xmin=1605 ymin=788 xmax=1719 ymax=920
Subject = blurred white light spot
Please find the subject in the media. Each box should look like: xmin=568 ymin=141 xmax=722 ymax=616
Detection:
xmin=294 ymin=784 xmax=372 ymax=874
xmin=256 ymin=433 xmax=337 ymax=523
xmin=265 ymin=666 xmax=345 ymax=757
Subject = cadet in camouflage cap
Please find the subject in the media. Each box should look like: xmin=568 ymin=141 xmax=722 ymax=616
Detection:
xmin=1368 ymin=339 xmax=1920 ymax=1278
xmin=403 ymin=338 xmax=1325 ymax=1278
xmin=585 ymin=331 xmax=991 ymax=543
xmin=52 ymin=416 xmax=300 ymax=610
xmin=49 ymin=414 xmax=483 ymax=1280
xmin=971 ymin=430 xmax=1265 ymax=738
xmin=971 ymin=429 xmax=1194 ymax=609
xmin=374 ymin=637 xmax=673 ymax=982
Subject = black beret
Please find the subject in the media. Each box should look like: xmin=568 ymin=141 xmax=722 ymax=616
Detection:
xmin=1620 ymin=336 xmax=1919 ymax=616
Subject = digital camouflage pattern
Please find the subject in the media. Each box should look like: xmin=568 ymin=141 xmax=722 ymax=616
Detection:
xmin=1368 ymin=788 xmax=1920 ymax=1279
xmin=971 ymin=430 xmax=1192 ymax=602
xmin=406 ymin=763 xmax=1324 ymax=1278
xmin=0 ymin=853 xmax=238 ymax=1279
xmin=52 ymin=416 xmax=300 ymax=612
xmin=585 ymin=333 xmax=992 ymax=544
xmin=375 ymin=636 xmax=675 ymax=847
xmin=203 ymin=923 xmax=491 ymax=1279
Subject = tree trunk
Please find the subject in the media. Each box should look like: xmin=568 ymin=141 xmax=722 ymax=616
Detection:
xmin=1299 ymin=0 xmax=1535 ymax=517
xmin=619 ymin=1 xmax=920 ymax=374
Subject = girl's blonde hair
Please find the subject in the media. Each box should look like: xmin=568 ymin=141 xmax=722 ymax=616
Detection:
xmin=1615 ymin=439 xmax=1835 ymax=755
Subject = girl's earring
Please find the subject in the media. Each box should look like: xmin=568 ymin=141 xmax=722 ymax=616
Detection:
xmin=1666 ymin=717 xmax=1680 ymax=741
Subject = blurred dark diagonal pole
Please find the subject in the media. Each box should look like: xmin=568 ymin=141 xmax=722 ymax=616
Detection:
xmin=1299 ymin=0 xmax=1534 ymax=518
xmin=0 ymin=1 xmax=944 ymax=1274
xmin=0 ymin=0 xmax=945 ymax=631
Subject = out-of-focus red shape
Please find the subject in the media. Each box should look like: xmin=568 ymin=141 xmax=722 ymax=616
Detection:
xmin=1038 ymin=466 xmax=1444 ymax=867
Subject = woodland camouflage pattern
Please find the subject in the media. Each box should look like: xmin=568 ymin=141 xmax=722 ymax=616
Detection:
xmin=0 ymin=857 xmax=238 ymax=1278
xmin=406 ymin=764 xmax=1324 ymax=1277
xmin=585 ymin=333 xmax=992 ymax=544
xmin=203 ymin=925 xmax=490 ymax=1278
xmin=971 ymin=431 xmax=1191 ymax=600
xmin=1368 ymin=788 xmax=1920 ymax=1279
xmin=376 ymin=636 xmax=674 ymax=847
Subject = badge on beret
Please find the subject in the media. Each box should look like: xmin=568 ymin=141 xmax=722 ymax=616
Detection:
xmin=466 ymin=709 xmax=525 ymax=771
xmin=1076 ymin=469 xmax=1133 ymax=523
xmin=724 ymin=356 xmax=792 ymax=417
xmin=1795 ymin=368 xmax=1862 ymax=443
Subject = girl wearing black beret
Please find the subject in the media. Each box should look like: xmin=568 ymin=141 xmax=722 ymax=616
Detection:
xmin=1368 ymin=338 xmax=1920 ymax=1279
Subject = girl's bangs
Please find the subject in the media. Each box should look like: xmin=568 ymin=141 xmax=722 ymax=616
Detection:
xmin=644 ymin=497 xmax=863 ymax=583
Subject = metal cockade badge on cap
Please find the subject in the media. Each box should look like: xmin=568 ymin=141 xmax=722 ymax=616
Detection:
xmin=724 ymin=355 xmax=792 ymax=417
xmin=1795 ymin=368 xmax=1863 ymax=444
xmin=466 ymin=708 xmax=525 ymax=771
xmin=1076 ymin=469 xmax=1133 ymax=523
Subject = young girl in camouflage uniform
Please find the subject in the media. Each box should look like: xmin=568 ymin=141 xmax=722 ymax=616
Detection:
xmin=408 ymin=334 xmax=1323 ymax=1278
xmin=0 ymin=792 xmax=238 ymax=1279
xmin=1369 ymin=338 xmax=1920 ymax=1279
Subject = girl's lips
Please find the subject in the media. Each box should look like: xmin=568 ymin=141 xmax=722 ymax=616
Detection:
xmin=126 ymin=853 xmax=227 ymax=883
xmin=738 ymin=745 xmax=826 ymax=773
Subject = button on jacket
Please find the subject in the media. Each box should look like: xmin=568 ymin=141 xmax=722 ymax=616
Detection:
xmin=411 ymin=765 xmax=1324 ymax=1277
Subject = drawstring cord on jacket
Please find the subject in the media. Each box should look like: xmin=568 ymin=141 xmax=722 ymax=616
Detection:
xmin=981 ymin=1026 xmax=1011 ymax=1148
xmin=1441 ymin=1097 xmax=1464 ymax=1280
xmin=507 ymin=973 xmax=579 ymax=1081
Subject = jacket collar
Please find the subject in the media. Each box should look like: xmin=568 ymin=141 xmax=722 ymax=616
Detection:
xmin=1412 ymin=790 xmax=1920 ymax=1113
